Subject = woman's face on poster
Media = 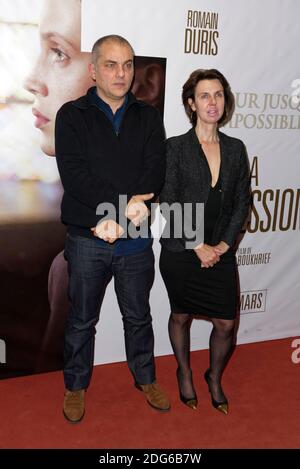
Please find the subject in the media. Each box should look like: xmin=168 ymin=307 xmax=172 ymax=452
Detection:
xmin=24 ymin=0 xmax=94 ymax=156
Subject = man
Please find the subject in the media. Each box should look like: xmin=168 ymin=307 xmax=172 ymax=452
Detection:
xmin=22 ymin=0 xmax=166 ymax=375
xmin=55 ymin=35 xmax=169 ymax=423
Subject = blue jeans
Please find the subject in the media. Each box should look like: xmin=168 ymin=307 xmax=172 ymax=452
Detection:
xmin=63 ymin=234 xmax=156 ymax=390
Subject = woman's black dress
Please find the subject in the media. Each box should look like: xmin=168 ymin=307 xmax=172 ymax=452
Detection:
xmin=159 ymin=175 xmax=237 ymax=319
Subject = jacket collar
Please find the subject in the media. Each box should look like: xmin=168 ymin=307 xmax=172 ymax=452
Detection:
xmin=71 ymin=86 xmax=144 ymax=110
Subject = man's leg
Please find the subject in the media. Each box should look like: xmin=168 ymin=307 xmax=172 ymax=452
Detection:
xmin=113 ymin=247 xmax=170 ymax=411
xmin=63 ymin=235 xmax=113 ymax=421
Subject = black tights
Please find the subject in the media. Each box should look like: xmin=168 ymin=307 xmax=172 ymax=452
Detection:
xmin=168 ymin=312 xmax=235 ymax=401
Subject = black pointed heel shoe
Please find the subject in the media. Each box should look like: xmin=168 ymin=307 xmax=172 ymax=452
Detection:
xmin=176 ymin=368 xmax=198 ymax=410
xmin=204 ymin=369 xmax=228 ymax=415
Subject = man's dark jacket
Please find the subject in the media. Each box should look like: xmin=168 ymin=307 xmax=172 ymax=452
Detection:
xmin=159 ymin=128 xmax=250 ymax=250
xmin=55 ymin=87 xmax=166 ymax=236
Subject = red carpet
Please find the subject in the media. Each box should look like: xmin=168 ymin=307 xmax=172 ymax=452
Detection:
xmin=0 ymin=338 xmax=299 ymax=449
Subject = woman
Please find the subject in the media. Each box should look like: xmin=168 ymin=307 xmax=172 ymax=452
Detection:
xmin=24 ymin=0 xmax=94 ymax=157
xmin=159 ymin=69 xmax=250 ymax=414
xmin=23 ymin=0 xmax=95 ymax=372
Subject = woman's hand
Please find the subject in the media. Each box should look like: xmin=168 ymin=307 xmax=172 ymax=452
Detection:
xmin=194 ymin=243 xmax=220 ymax=268
xmin=213 ymin=241 xmax=230 ymax=256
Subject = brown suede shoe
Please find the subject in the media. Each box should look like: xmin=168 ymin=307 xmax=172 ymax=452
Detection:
xmin=135 ymin=382 xmax=170 ymax=412
xmin=63 ymin=389 xmax=85 ymax=424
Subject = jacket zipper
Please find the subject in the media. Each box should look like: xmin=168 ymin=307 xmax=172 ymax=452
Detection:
xmin=91 ymin=100 xmax=136 ymax=138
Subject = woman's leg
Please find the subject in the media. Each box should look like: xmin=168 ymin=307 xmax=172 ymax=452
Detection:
xmin=207 ymin=318 xmax=235 ymax=402
xmin=168 ymin=312 xmax=195 ymax=399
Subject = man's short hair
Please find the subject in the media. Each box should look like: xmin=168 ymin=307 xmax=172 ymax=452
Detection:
xmin=91 ymin=35 xmax=135 ymax=65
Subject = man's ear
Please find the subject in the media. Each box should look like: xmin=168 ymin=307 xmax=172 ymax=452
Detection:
xmin=132 ymin=64 xmax=164 ymax=107
xmin=88 ymin=63 xmax=96 ymax=82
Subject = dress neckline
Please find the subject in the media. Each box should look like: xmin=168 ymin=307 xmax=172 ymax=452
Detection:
xmin=210 ymin=173 xmax=221 ymax=190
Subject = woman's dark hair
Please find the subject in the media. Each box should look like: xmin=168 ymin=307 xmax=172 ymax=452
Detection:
xmin=182 ymin=69 xmax=235 ymax=127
